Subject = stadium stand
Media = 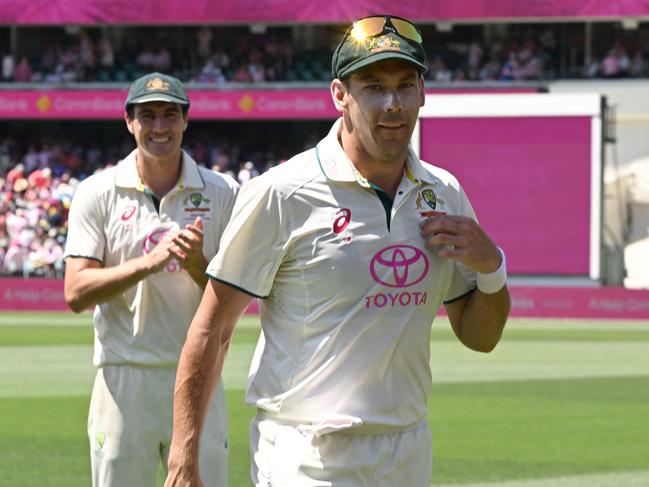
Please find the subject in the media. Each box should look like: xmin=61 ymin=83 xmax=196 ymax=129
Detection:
xmin=1 ymin=23 xmax=649 ymax=84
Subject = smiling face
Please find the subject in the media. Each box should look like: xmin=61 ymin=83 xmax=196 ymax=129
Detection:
xmin=333 ymin=58 xmax=425 ymax=168
xmin=125 ymin=101 xmax=188 ymax=164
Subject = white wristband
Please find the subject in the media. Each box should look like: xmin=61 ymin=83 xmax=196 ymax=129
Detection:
xmin=476 ymin=247 xmax=507 ymax=294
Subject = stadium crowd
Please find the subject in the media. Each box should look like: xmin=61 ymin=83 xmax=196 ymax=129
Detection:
xmin=2 ymin=23 xmax=649 ymax=84
xmin=0 ymin=123 xmax=326 ymax=277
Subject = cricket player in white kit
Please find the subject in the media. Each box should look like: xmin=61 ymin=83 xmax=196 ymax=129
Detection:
xmin=166 ymin=16 xmax=510 ymax=487
xmin=64 ymin=73 xmax=238 ymax=487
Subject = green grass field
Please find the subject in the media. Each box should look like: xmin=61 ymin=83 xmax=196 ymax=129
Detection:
xmin=1 ymin=311 xmax=648 ymax=486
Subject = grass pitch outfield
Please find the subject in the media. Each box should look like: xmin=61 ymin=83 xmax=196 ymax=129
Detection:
xmin=1 ymin=312 xmax=648 ymax=486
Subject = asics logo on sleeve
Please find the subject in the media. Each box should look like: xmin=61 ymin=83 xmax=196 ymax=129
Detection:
xmin=121 ymin=205 xmax=137 ymax=221
xmin=333 ymin=208 xmax=351 ymax=234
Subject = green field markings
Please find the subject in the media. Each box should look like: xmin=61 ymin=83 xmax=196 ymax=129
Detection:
xmin=430 ymin=334 xmax=649 ymax=383
xmin=1 ymin=313 xmax=648 ymax=487
xmin=0 ymin=342 xmax=256 ymax=398
xmin=428 ymin=376 xmax=649 ymax=484
xmin=0 ymin=395 xmax=91 ymax=487
xmin=0 ymin=391 xmax=254 ymax=487
xmin=0 ymin=311 xmax=94 ymax=326
xmin=0 ymin=325 xmax=94 ymax=346
xmin=2 ymin=315 xmax=648 ymax=398
xmin=433 ymin=469 xmax=649 ymax=486
xmin=0 ymin=345 xmax=94 ymax=398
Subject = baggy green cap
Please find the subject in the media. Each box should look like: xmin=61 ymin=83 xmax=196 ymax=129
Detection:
xmin=332 ymin=16 xmax=428 ymax=79
xmin=125 ymin=72 xmax=190 ymax=109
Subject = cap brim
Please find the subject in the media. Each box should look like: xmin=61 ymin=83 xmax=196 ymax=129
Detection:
xmin=127 ymin=94 xmax=189 ymax=106
xmin=337 ymin=51 xmax=428 ymax=79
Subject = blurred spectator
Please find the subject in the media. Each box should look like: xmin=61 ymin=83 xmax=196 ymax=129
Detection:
xmin=630 ymin=51 xmax=648 ymax=77
xmin=237 ymin=161 xmax=259 ymax=185
xmin=196 ymin=61 xmax=226 ymax=83
xmin=601 ymin=49 xmax=621 ymax=78
xmin=97 ymin=35 xmax=115 ymax=72
xmin=2 ymin=52 xmax=14 ymax=82
xmin=136 ymin=45 xmax=156 ymax=71
xmin=13 ymin=57 xmax=32 ymax=82
xmin=152 ymin=46 xmax=172 ymax=72
xmin=231 ymin=64 xmax=252 ymax=82
xmin=79 ymin=29 xmax=97 ymax=79
xmin=196 ymin=27 xmax=213 ymax=61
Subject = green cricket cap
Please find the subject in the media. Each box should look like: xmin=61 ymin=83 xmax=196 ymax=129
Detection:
xmin=125 ymin=72 xmax=190 ymax=109
xmin=332 ymin=17 xmax=428 ymax=79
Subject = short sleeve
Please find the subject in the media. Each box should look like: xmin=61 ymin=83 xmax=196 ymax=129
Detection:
xmin=443 ymin=185 xmax=478 ymax=303
xmin=206 ymin=175 xmax=288 ymax=298
xmin=64 ymin=179 xmax=107 ymax=262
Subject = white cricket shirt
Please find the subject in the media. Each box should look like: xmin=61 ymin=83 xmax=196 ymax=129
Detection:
xmin=65 ymin=150 xmax=238 ymax=366
xmin=207 ymin=119 xmax=477 ymax=431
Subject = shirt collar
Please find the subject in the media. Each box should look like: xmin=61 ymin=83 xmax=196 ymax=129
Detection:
xmin=316 ymin=118 xmax=436 ymax=189
xmin=115 ymin=149 xmax=205 ymax=192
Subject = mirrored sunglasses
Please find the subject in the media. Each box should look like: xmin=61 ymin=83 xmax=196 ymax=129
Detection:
xmin=350 ymin=15 xmax=423 ymax=44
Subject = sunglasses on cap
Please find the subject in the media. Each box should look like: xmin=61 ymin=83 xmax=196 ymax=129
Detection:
xmin=349 ymin=15 xmax=423 ymax=44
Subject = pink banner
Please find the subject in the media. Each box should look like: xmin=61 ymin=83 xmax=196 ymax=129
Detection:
xmin=1 ymin=278 xmax=648 ymax=320
xmin=2 ymin=0 xmax=649 ymax=23
xmin=509 ymin=286 xmax=649 ymax=319
xmin=0 ymin=278 xmax=68 ymax=311
xmin=0 ymin=87 xmax=537 ymax=120
xmin=420 ymin=116 xmax=592 ymax=276
xmin=0 ymin=277 xmax=262 ymax=314
xmin=0 ymin=89 xmax=338 ymax=120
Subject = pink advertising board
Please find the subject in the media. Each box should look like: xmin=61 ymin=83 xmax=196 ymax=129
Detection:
xmin=416 ymin=93 xmax=602 ymax=278
xmin=0 ymin=277 xmax=262 ymax=314
xmin=0 ymin=87 xmax=537 ymax=120
xmin=2 ymin=278 xmax=648 ymax=320
xmin=0 ymin=89 xmax=338 ymax=120
xmin=420 ymin=116 xmax=592 ymax=275
xmin=2 ymin=0 xmax=649 ymax=24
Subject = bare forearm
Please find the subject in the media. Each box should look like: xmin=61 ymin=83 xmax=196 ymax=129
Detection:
xmin=185 ymin=254 xmax=209 ymax=289
xmin=64 ymin=256 xmax=153 ymax=312
xmin=168 ymin=310 xmax=230 ymax=473
xmin=165 ymin=281 xmax=251 ymax=487
xmin=456 ymin=286 xmax=511 ymax=352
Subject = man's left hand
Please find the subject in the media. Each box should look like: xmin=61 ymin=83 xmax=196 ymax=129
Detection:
xmin=171 ymin=216 xmax=207 ymax=274
xmin=420 ymin=214 xmax=501 ymax=273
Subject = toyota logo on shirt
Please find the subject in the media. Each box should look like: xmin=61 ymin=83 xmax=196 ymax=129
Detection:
xmin=369 ymin=245 xmax=429 ymax=288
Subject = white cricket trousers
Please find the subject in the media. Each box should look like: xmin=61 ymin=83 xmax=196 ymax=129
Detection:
xmin=250 ymin=413 xmax=432 ymax=487
xmin=88 ymin=365 xmax=228 ymax=487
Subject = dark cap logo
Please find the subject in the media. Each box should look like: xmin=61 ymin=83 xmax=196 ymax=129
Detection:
xmin=366 ymin=35 xmax=401 ymax=53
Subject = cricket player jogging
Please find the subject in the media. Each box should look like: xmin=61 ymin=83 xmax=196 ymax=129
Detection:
xmin=166 ymin=15 xmax=510 ymax=487
xmin=64 ymin=72 xmax=238 ymax=487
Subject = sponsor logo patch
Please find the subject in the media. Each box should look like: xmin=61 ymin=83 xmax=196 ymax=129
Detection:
xmin=183 ymin=193 xmax=211 ymax=213
xmin=369 ymin=244 xmax=429 ymax=288
xmin=366 ymin=245 xmax=430 ymax=309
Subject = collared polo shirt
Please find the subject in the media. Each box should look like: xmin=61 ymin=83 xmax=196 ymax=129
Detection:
xmin=207 ymin=119 xmax=477 ymax=431
xmin=65 ymin=149 xmax=239 ymax=366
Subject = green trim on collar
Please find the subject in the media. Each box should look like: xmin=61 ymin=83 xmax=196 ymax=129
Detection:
xmin=373 ymin=188 xmax=393 ymax=232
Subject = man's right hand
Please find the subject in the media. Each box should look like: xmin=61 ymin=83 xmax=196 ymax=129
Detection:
xmin=145 ymin=230 xmax=180 ymax=273
xmin=164 ymin=462 xmax=204 ymax=487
